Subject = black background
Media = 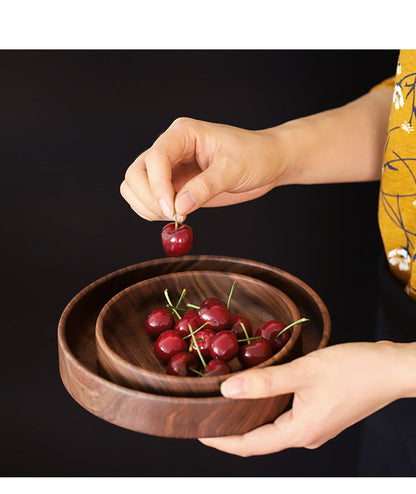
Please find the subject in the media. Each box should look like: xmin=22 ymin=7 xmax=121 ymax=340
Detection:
xmin=1 ymin=50 xmax=399 ymax=476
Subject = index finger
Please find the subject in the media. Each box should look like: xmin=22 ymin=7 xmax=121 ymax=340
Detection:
xmin=145 ymin=117 xmax=201 ymax=216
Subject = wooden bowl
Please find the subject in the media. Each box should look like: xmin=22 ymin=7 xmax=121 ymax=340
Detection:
xmin=95 ymin=271 xmax=302 ymax=397
xmin=58 ymin=255 xmax=331 ymax=438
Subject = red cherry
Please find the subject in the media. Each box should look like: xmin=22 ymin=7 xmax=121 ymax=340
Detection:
xmin=154 ymin=330 xmax=187 ymax=363
xmin=255 ymin=320 xmax=290 ymax=352
xmin=161 ymin=222 xmax=193 ymax=257
xmin=209 ymin=330 xmax=239 ymax=361
xmin=201 ymin=297 xmax=224 ymax=308
xmin=239 ymin=338 xmax=273 ymax=368
xmin=173 ymin=310 xmax=198 ymax=338
xmin=203 ymin=359 xmax=231 ymax=376
xmin=144 ymin=308 xmax=174 ymax=339
xmin=166 ymin=352 xmax=200 ymax=376
xmin=190 ymin=328 xmax=216 ymax=361
xmin=197 ymin=301 xmax=231 ymax=332
xmin=229 ymin=314 xmax=252 ymax=340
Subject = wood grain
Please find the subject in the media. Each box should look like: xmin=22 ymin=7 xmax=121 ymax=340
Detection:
xmin=58 ymin=255 xmax=331 ymax=438
xmin=95 ymin=270 xmax=302 ymax=397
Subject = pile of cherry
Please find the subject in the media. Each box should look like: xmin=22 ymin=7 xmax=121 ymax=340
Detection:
xmin=144 ymin=282 xmax=306 ymax=377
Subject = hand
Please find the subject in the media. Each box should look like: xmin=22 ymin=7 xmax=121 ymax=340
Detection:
xmin=199 ymin=341 xmax=416 ymax=457
xmin=120 ymin=117 xmax=288 ymax=222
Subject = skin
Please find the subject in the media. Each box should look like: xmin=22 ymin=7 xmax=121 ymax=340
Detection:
xmin=121 ymin=86 xmax=416 ymax=456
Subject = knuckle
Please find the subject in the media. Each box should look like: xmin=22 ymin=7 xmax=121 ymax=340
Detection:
xmin=304 ymin=438 xmax=324 ymax=450
xmin=170 ymin=116 xmax=194 ymax=130
xmin=256 ymin=370 xmax=275 ymax=397
xmin=119 ymin=181 xmax=127 ymax=198
xmin=124 ymin=165 xmax=134 ymax=184
xmin=245 ymin=369 xmax=275 ymax=398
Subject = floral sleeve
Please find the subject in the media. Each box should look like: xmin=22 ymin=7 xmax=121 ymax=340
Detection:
xmin=378 ymin=50 xmax=416 ymax=301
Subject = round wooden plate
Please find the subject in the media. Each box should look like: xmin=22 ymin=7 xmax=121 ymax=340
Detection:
xmin=58 ymin=255 xmax=331 ymax=438
xmin=95 ymin=270 xmax=302 ymax=397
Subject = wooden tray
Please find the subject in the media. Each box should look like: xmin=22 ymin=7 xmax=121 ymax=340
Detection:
xmin=58 ymin=255 xmax=331 ymax=438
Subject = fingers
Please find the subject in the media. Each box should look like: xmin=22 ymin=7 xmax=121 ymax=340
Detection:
xmin=220 ymin=358 xmax=305 ymax=399
xmin=120 ymin=180 xmax=184 ymax=222
xmin=199 ymin=408 xmax=299 ymax=457
xmin=123 ymin=117 xmax=199 ymax=221
xmin=175 ymin=164 xmax=231 ymax=216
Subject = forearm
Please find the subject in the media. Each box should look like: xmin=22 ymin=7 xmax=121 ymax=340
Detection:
xmin=262 ymin=86 xmax=393 ymax=186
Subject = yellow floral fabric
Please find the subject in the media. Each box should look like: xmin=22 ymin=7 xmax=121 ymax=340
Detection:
xmin=377 ymin=50 xmax=416 ymax=301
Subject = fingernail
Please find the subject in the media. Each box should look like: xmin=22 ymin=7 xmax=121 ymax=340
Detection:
xmin=221 ymin=377 xmax=247 ymax=398
xmin=176 ymin=190 xmax=197 ymax=215
xmin=159 ymin=198 xmax=174 ymax=219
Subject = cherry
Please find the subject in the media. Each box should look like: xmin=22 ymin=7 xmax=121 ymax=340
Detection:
xmin=255 ymin=317 xmax=307 ymax=352
xmin=201 ymin=297 xmax=224 ymax=308
xmin=190 ymin=328 xmax=216 ymax=361
xmin=275 ymin=328 xmax=292 ymax=351
xmin=203 ymin=358 xmax=231 ymax=376
xmin=144 ymin=308 xmax=174 ymax=339
xmin=230 ymin=314 xmax=252 ymax=340
xmin=154 ymin=330 xmax=188 ymax=364
xmin=173 ymin=310 xmax=198 ymax=338
xmin=209 ymin=330 xmax=239 ymax=361
xmin=161 ymin=220 xmax=193 ymax=257
xmin=197 ymin=300 xmax=231 ymax=332
xmin=239 ymin=338 xmax=273 ymax=368
xmin=255 ymin=320 xmax=287 ymax=352
xmin=166 ymin=352 xmax=200 ymax=376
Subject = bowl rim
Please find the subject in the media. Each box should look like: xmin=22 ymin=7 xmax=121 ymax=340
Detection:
xmin=95 ymin=269 xmax=302 ymax=387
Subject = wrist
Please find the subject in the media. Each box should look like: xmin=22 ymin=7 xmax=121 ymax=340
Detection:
xmin=377 ymin=340 xmax=416 ymax=399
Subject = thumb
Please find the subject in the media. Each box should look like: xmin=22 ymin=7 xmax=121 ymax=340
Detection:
xmin=174 ymin=164 xmax=231 ymax=216
xmin=220 ymin=359 xmax=304 ymax=399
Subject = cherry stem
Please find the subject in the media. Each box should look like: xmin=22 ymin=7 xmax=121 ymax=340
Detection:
xmin=183 ymin=322 xmax=209 ymax=340
xmin=174 ymin=212 xmax=178 ymax=230
xmin=275 ymin=317 xmax=309 ymax=340
xmin=240 ymin=322 xmax=250 ymax=341
xmin=188 ymin=336 xmax=203 ymax=351
xmin=186 ymin=303 xmax=200 ymax=310
xmin=163 ymin=288 xmax=185 ymax=320
xmin=188 ymin=323 xmax=207 ymax=369
xmin=237 ymin=336 xmax=261 ymax=343
xmin=189 ymin=368 xmax=204 ymax=377
xmin=176 ymin=288 xmax=186 ymax=309
xmin=226 ymin=281 xmax=236 ymax=309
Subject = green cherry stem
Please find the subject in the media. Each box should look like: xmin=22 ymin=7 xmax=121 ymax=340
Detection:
xmin=174 ymin=212 xmax=178 ymax=230
xmin=240 ymin=322 xmax=250 ymax=341
xmin=163 ymin=289 xmax=181 ymax=320
xmin=188 ymin=323 xmax=207 ymax=369
xmin=237 ymin=336 xmax=261 ymax=343
xmin=189 ymin=368 xmax=205 ymax=377
xmin=186 ymin=303 xmax=200 ymax=310
xmin=175 ymin=288 xmax=186 ymax=309
xmin=226 ymin=280 xmax=236 ymax=309
xmin=275 ymin=317 xmax=309 ymax=340
xmin=237 ymin=322 xmax=260 ymax=344
xmin=183 ymin=322 xmax=209 ymax=340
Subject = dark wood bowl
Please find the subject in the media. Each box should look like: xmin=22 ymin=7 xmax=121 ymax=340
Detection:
xmin=58 ymin=255 xmax=331 ymax=438
xmin=95 ymin=271 xmax=302 ymax=397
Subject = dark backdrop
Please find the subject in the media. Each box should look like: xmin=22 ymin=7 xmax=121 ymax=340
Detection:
xmin=0 ymin=50 xmax=399 ymax=476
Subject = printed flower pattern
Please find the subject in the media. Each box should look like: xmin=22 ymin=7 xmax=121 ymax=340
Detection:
xmin=401 ymin=121 xmax=415 ymax=133
xmin=388 ymin=248 xmax=411 ymax=271
xmin=378 ymin=50 xmax=416 ymax=301
xmin=393 ymin=84 xmax=404 ymax=109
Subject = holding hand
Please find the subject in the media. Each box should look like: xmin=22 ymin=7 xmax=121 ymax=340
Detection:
xmin=120 ymin=117 xmax=288 ymax=222
xmin=199 ymin=341 xmax=416 ymax=456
